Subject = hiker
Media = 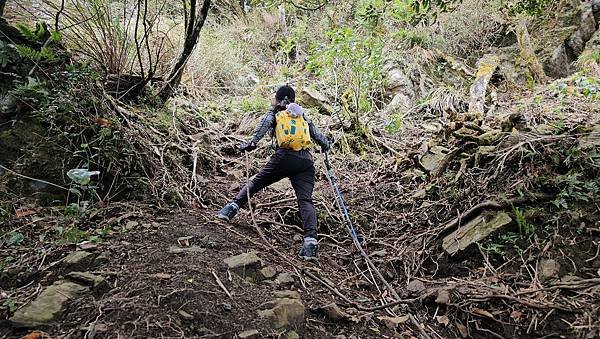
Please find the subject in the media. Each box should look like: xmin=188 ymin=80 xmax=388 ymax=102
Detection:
xmin=217 ymin=85 xmax=330 ymax=260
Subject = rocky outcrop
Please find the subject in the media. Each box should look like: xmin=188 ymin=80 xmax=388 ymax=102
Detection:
xmin=298 ymin=87 xmax=333 ymax=115
xmin=546 ymin=2 xmax=600 ymax=78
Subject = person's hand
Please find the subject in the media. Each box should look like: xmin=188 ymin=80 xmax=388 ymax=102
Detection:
xmin=239 ymin=140 xmax=257 ymax=153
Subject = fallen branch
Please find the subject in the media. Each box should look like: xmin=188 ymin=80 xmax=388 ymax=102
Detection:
xmin=211 ymin=270 xmax=233 ymax=300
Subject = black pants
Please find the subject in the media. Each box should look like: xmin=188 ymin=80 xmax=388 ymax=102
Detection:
xmin=233 ymin=149 xmax=317 ymax=239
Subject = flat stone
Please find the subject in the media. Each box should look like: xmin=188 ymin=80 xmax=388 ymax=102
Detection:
xmin=538 ymin=259 xmax=561 ymax=282
xmin=435 ymin=289 xmax=452 ymax=305
xmin=224 ymin=252 xmax=263 ymax=280
xmin=66 ymin=272 xmax=109 ymax=294
xmin=9 ymin=280 xmax=89 ymax=328
xmin=258 ymin=298 xmax=305 ymax=330
xmin=285 ymin=331 xmax=300 ymax=339
xmin=406 ymin=279 xmax=425 ymax=293
xmin=124 ymin=221 xmax=139 ymax=231
xmin=258 ymin=266 xmax=277 ymax=281
xmin=477 ymin=130 xmax=503 ymax=145
xmin=442 ymin=211 xmax=513 ymax=255
xmin=275 ymin=272 xmax=296 ymax=286
xmin=377 ymin=315 xmax=409 ymax=329
xmin=63 ymin=251 xmax=96 ymax=273
xmin=273 ymin=290 xmax=300 ymax=300
xmin=238 ymin=329 xmax=260 ymax=339
xmin=420 ymin=146 xmax=451 ymax=174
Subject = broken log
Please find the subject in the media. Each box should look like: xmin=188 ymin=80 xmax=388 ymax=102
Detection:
xmin=467 ymin=54 xmax=500 ymax=120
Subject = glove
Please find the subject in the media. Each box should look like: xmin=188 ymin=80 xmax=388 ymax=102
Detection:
xmin=239 ymin=140 xmax=257 ymax=153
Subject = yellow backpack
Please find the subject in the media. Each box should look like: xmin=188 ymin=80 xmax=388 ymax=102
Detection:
xmin=274 ymin=111 xmax=312 ymax=151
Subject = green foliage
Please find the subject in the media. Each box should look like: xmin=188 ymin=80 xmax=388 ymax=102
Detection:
xmin=240 ymin=97 xmax=270 ymax=113
xmin=6 ymin=232 xmax=24 ymax=246
xmin=552 ymin=173 xmax=600 ymax=209
xmin=551 ymin=73 xmax=600 ymax=100
xmin=16 ymin=23 xmax=48 ymax=42
xmin=393 ymin=28 xmax=431 ymax=47
xmin=308 ymin=28 xmax=384 ymax=131
xmin=2 ymin=299 xmax=17 ymax=313
xmin=504 ymin=0 xmax=551 ymax=16
xmin=385 ymin=113 xmax=403 ymax=134
xmin=15 ymin=45 xmax=57 ymax=62
xmin=512 ymin=207 xmax=535 ymax=237
xmin=0 ymin=41 xmax=19 ymax=69
xmin=56 ymin=225 xmax=89 ymax=244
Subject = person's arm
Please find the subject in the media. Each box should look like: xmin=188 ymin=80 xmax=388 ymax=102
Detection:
xmin=240 ymin=110 xmax=275 ymax=152
xmin=305 ymin=115 xmax=330 ymax=151
xmin=251 ymin=110 xmax=275 ymax=144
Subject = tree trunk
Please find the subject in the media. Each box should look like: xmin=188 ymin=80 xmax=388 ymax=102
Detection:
xmin=158 ymin=0 xmax=211 ymax=101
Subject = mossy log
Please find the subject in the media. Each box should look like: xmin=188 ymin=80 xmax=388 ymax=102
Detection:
xmin=516 ymin=20 xmax=549 ymax=84
xmin=467 ymin=54 xmax=500 ymax=119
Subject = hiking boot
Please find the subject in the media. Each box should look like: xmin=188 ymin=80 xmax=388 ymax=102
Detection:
xmin=217 ymin=202 xmax=239 ymax=221
xmin=299 ymin=237 xmax=318 ymax=261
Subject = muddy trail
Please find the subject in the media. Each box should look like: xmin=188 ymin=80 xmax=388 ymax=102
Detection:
xmin=1 ymin=203 xmax=424 ymax=339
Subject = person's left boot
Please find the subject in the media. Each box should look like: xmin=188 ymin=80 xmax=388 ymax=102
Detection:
xmin=217 ymin=202 xmax=239 ymax=221
xmin=299 ymin=237 xmax=318 ymax=261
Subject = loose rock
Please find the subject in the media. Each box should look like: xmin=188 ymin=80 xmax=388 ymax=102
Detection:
xmin=274 ymin=290 xmax=301 ymax=300
xmin=285 ymin=331 xmax=300 ymax=339
xmin=66 ymin=271 xmax=109 ymax=294
xmin=258 ymin=298 xmax=305 ymax=330
xmin=298 ymin=87 xmax=333 ymax=114
xmin=9 ymin=280 xmax=88 ymax=328
xmin=319 ymin=302 xmax=350 ymax=321
xmin=223 ymin=252 xmax=263 ymax=280
xmin=406 ymin=279 xmax=425 ymax=293
xmin=275 ymin=272 xmax=296 ymax=286
xmin=63 ymin=251 xmax=96 ymax=273
xmin=258 ymin=266 xmax=277 ymax=281
xmin=538 ymin=259 xmax=561 ymax=282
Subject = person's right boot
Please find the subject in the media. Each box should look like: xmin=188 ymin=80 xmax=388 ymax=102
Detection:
xmin=217 ymin=202 xmax=239 ymax=221
xmin=299 ymin=237 xmax=318 ymax=261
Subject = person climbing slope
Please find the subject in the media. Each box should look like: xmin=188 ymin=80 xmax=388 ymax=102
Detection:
xmin=217 ymin=85 xmax=330 ymax=260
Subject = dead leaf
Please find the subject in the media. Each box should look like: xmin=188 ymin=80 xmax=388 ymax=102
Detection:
xmin=473 ymin=308 xmax=495 ymax=319
xmin=510 ymin=310 xmax=523 ymax=321
xmin=436 ymin=315 xmax=450 ymax=326
xmin=22 ymin=332 xmax=43 ymax=339
xmin=15 ymin=209 xmax=36 ymax=218
xmin=149 ymin=273 xmax=172 ymax=279
xmin=377 ymin=315 xmax=409 ymax=330
xmin=95 ymin=118 xmax=110 ymax=127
